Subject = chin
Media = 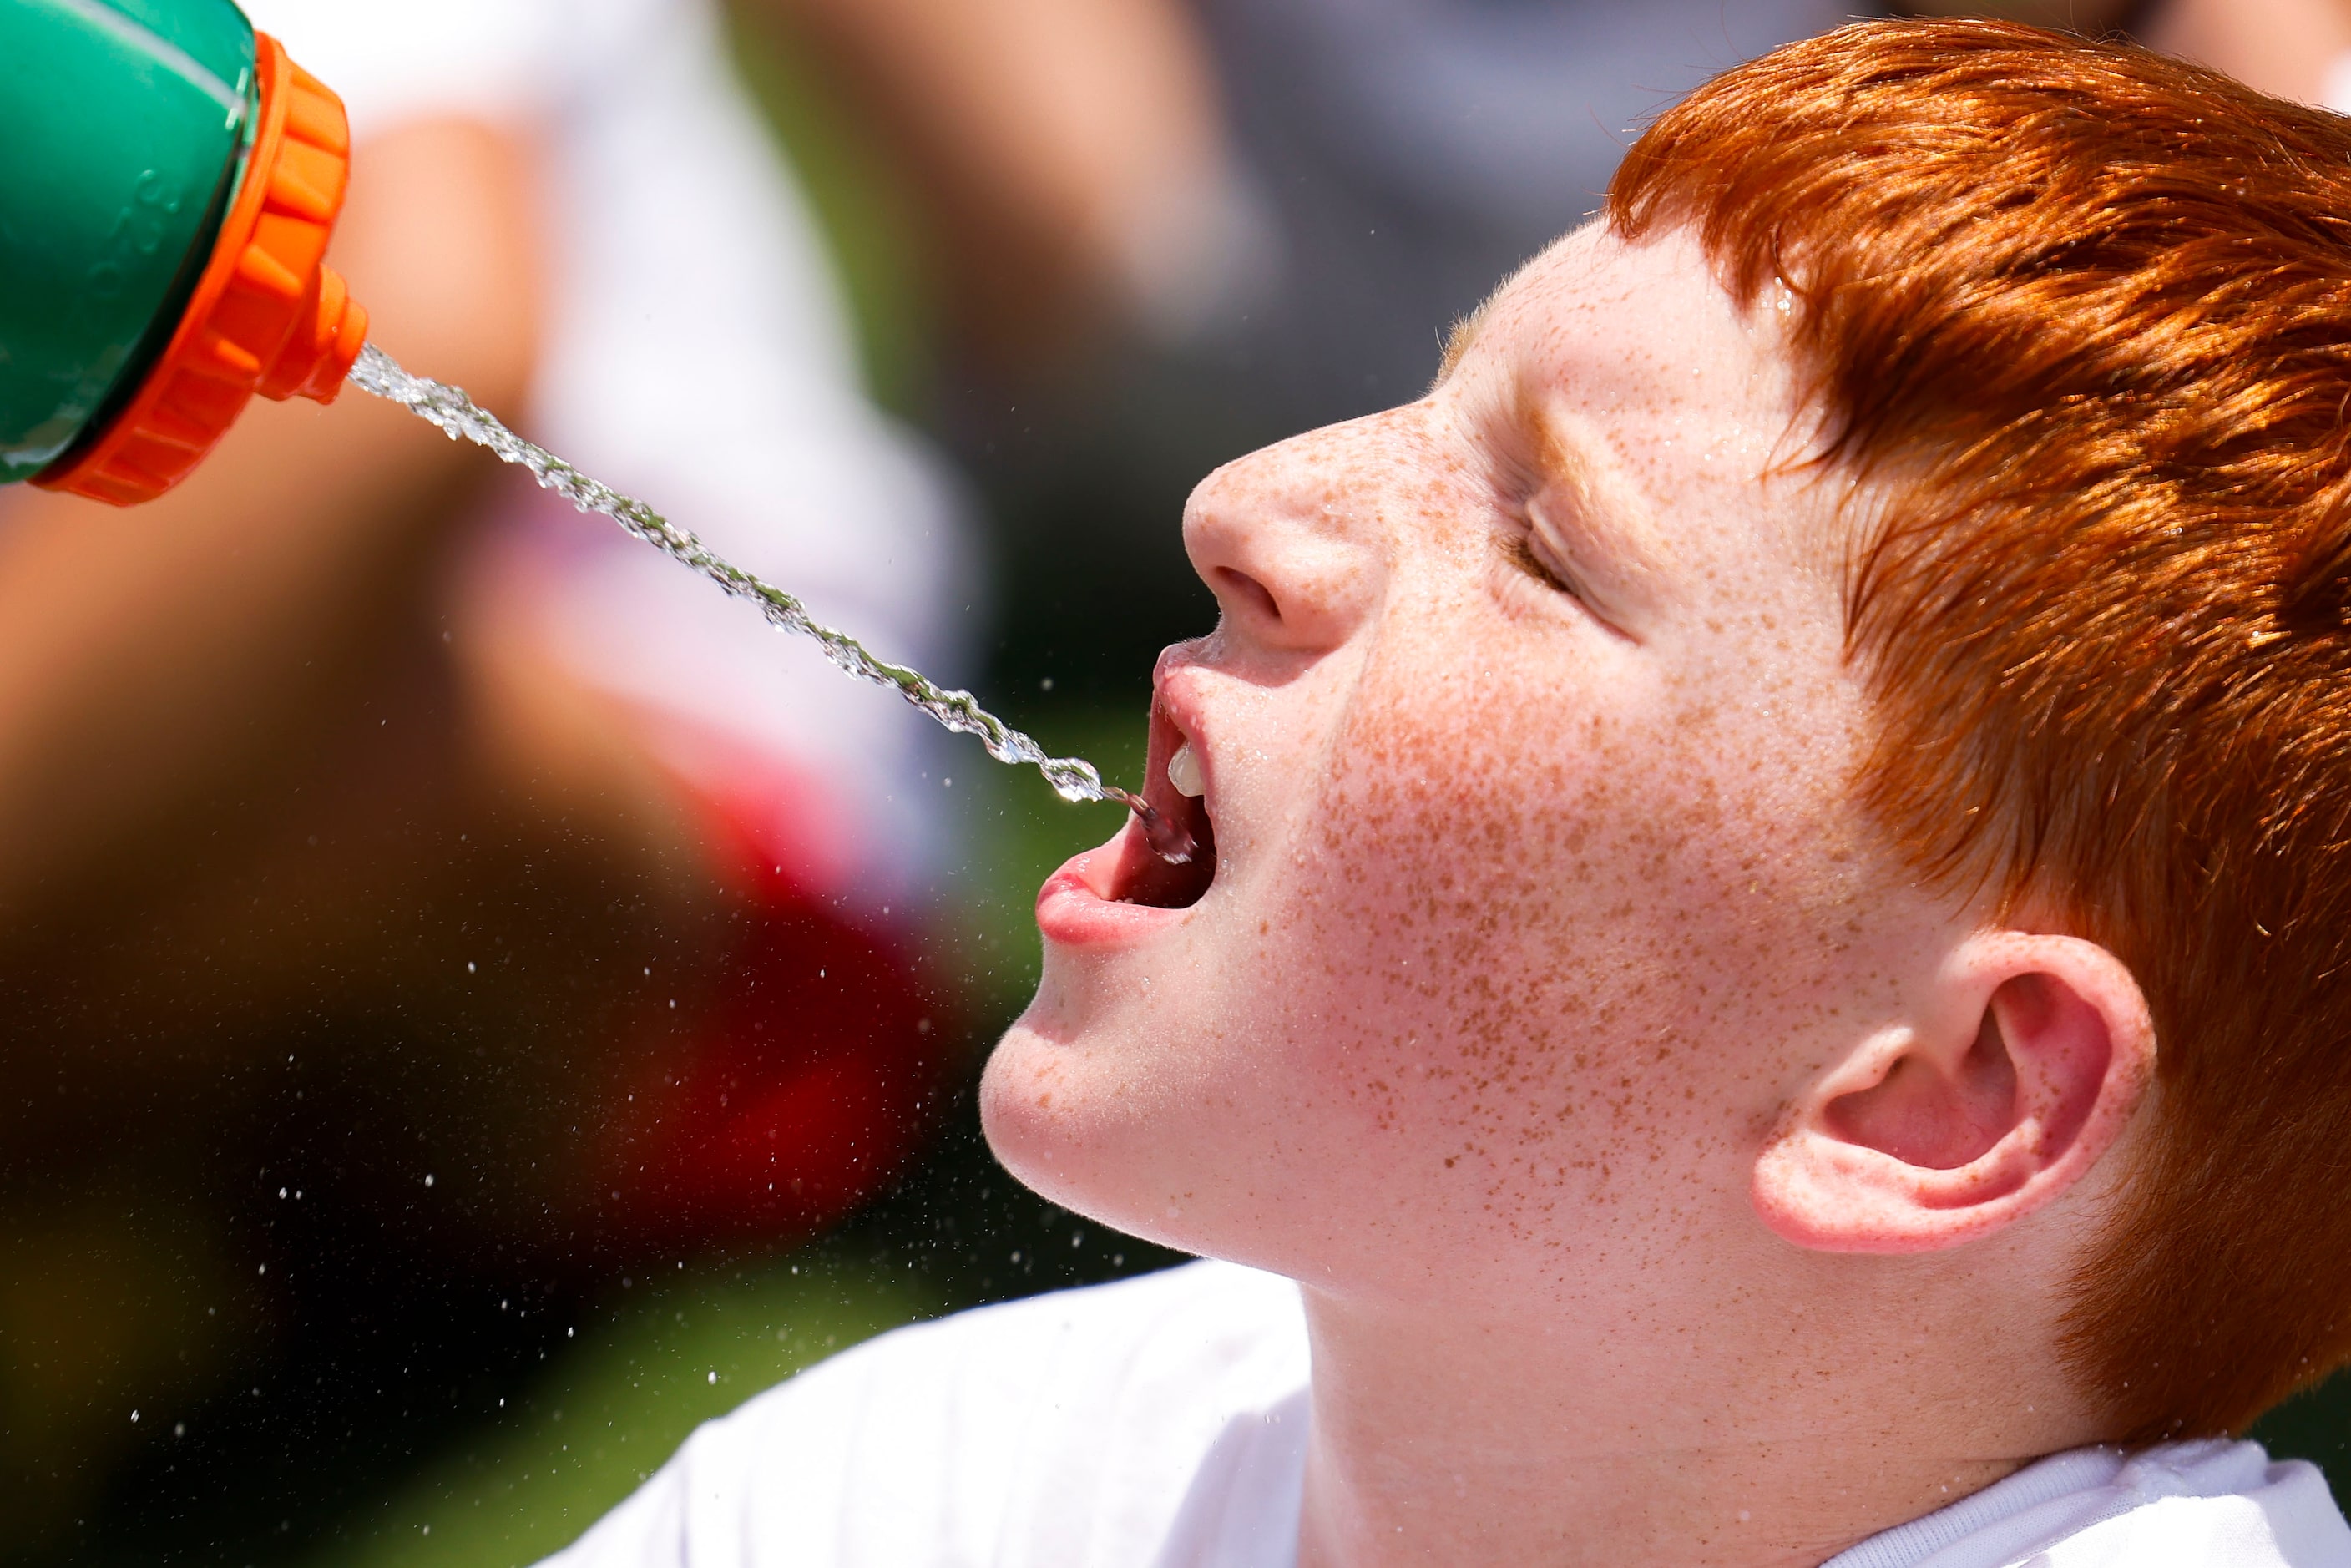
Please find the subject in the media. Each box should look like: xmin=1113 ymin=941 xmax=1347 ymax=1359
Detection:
xmin=978 ymin=1014 xmax=1209 ymax=1252
xmin=978 ymin=1016 xmax=1108 ymax=1213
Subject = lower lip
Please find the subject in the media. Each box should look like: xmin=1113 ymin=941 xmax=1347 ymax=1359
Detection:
xmin=1035 ymin=842 xmax=1190 ymax=948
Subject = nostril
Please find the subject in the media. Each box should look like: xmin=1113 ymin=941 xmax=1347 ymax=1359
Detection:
xmin=1213 ymin=566 xmax=1282 ymax=625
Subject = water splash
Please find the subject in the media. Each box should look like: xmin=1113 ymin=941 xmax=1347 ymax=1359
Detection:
xmin=347 ymin=343 xmax=1193 ymax=863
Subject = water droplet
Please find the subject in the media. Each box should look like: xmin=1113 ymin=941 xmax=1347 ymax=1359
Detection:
xmin=1112 ymin=790 xmax=1195 ymax=863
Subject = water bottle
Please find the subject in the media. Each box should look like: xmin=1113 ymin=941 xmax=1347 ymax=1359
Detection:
xmin=1 ymin=0 xmax=366 ymax=506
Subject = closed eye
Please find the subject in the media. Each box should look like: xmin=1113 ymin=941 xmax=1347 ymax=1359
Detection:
xmin=1504 ymin=530 xmax=1581 ymax=601
xmin=1495 ymin=521 xmax=1637 ymax=644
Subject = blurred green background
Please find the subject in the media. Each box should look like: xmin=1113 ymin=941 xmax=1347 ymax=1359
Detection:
xmin=49 ymin=700 xmax=1180 ymax=1568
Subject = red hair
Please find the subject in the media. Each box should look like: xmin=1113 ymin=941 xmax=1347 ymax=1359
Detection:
xmin=1611 ymin=18 xmax=2351 ymax=1440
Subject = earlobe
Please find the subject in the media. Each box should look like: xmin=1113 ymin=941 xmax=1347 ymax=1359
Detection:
xmin=1752 ymin=933 xmax=2156 ymax=1254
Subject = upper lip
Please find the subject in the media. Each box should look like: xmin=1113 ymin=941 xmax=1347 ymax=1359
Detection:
xmin=1149 ymin=677 xmax=1211 ymax=806
xmin=1100 ymin=652 xmax=1220 ymax=908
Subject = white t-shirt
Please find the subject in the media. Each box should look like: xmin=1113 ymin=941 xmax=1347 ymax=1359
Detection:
xmin=538 ymin=1259 xmax=2351 ymax=1568
xmin=242 ymin=0 xmax=973 ymax=901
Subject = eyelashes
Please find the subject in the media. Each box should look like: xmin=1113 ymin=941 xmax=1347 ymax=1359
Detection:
xmin=1502 ymin=528 xmax=1582 ymax=603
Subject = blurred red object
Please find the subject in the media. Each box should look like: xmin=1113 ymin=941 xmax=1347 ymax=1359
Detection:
xmin=599 ymin=761 xmax=952 ymax=1250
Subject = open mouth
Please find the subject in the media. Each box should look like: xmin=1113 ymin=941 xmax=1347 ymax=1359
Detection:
xmin=1108 ymin=701 xmax=1218 ymax=909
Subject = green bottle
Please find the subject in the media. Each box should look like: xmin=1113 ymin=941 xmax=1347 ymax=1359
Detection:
xmin=0 ymin=0 xmax=366 ymax=506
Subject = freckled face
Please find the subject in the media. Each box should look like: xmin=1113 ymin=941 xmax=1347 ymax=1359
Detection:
xmin=984 ymin=226 xmax=1925 ymax=1309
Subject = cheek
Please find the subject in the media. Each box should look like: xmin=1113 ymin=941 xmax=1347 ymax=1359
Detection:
xmin=1255 ymin=620 xmax=1826 ymax=1236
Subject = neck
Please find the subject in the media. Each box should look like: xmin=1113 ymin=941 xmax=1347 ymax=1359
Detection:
xmin=1291 ymin=1278 xmax=2089 ymax=1568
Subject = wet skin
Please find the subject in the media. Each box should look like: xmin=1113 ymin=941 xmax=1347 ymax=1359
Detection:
xmin=991 ymin=223 xmax=1911 ymax=1299
xmin=981 ymin=224 xmax=2147 ymax=1566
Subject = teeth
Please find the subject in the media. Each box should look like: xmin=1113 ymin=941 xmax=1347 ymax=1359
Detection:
xmin=1166 ymin=741 xmax=1206 ymax=798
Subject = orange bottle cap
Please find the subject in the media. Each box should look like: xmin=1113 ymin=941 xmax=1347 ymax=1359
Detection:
xmin=36 ymin=33 xmax=369 ymax=507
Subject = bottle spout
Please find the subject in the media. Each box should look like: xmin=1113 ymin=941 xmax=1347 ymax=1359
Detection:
xmin=261 ymin=264 xmax=370 ymax=405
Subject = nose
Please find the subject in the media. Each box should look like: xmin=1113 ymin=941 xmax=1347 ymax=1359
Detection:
xmin=1181 ymin=414 xmax=1400 ymax=658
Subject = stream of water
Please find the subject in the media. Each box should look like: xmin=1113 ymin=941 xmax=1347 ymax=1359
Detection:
xmin=346 ymin=344 xmax=1191 ymax=864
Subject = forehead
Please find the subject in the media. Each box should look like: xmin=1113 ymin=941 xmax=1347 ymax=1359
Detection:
xmin=1447 ymin=224 xmax=1841 ymax=596
xmin=1464 ymin=222 xmax=1786 ymax=424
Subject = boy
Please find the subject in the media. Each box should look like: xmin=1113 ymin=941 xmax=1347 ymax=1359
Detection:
xmin=548 ymin=20 xmax=2351 ymax=1566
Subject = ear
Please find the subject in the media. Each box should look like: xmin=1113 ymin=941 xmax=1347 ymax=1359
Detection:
xmin=1752 ymin=931 xmax=2156 ymax=1253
